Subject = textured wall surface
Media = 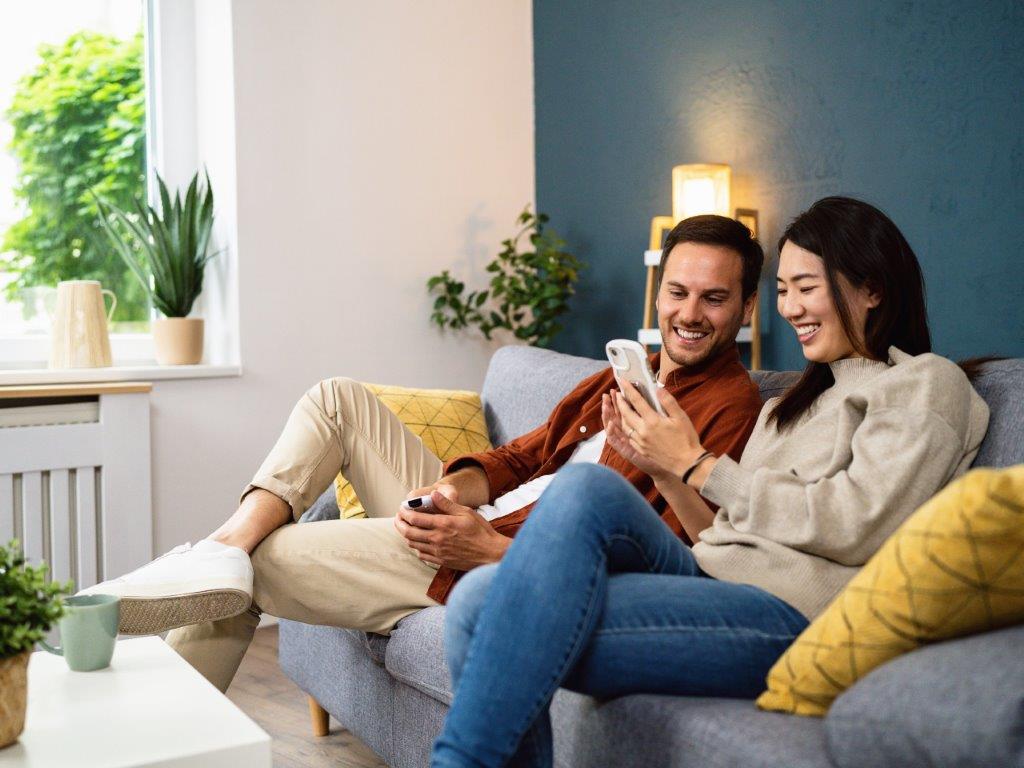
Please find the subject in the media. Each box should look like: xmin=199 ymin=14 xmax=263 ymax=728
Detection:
xmin=535 ymin=0 xmax=1024 ymax=370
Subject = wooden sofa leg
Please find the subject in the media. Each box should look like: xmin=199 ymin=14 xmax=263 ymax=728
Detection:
xmin=308 ymin=696 xmax=330 ymax=737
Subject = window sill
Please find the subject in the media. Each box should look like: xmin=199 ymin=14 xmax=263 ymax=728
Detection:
xmin=0 ymin=363 xmax=242 ymax=386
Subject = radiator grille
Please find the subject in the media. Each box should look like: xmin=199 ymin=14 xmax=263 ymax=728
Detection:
xmin=0 ymin=388 xmax=152 ymax=592
xmin=1 ymin=467 xmax=104 ymax=589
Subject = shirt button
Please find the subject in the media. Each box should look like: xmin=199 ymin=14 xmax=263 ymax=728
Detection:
xmin=579 ymin=426 xmax=587 ymax=433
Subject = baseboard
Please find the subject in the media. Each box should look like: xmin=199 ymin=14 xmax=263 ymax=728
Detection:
xmin=257 ymin=614 xmax=279 ymax=629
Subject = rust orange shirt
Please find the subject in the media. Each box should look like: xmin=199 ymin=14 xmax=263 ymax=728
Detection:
xmin=427 ymin=345 xmax=762 ymax=603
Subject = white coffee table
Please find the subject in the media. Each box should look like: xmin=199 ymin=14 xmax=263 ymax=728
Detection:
xmin=0 ymin=637 xmax=271 ymax=767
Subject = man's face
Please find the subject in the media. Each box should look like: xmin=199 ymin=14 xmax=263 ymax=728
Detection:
xmin=657 ymin=241 xmax=754 ymax=375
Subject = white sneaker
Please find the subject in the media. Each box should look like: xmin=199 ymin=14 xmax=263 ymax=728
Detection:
xmin=78 ymin=540 xmax=254 ymax=635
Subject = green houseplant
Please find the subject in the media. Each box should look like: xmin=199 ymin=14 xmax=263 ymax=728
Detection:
xmin=94 ymin=170 xmax=217 ymax=365
xmin=1 ymin=31 xmax=149 ymax=323
xmin=427 ymin=206 xmax=582 ymax=348
xmin=0 ymin=541 xmax=70 ymax=748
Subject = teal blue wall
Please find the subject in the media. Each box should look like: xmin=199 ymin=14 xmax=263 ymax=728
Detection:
xmin=535 ymin=0 xmax=1024 ymax=370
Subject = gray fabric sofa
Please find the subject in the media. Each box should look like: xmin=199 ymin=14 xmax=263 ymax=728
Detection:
xmin=279 ymin=346 xmax=1024 ymax=768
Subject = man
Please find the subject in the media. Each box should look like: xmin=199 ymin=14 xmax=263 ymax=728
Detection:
xmin=84 ymin=214 xmax=765 ymax=692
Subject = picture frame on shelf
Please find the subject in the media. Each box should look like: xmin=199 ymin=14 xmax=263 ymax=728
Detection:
xmin=735 ymin=208 xmax=759 ymax=238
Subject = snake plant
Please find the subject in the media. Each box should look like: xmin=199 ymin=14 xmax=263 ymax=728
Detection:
xmin=94 ymin=170 xmax=216 ymax=318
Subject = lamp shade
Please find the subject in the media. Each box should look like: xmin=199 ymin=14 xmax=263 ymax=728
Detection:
xmin=672 ymin=164 xmax=731 ymax=222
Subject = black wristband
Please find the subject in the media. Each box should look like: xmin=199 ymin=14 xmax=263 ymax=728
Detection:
xmin=681 ymin=450 xmax=715 ymax=485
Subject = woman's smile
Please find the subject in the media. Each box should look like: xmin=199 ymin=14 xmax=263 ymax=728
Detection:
xmin=794 ymin=323 xmax=821 ymax=344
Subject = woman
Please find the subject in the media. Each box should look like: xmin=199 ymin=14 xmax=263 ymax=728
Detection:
xmin=431 ymin=197 xmax=990 ymax=768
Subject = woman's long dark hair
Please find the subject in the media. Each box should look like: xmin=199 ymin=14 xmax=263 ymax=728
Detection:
xmin=768 ymin=197 xmax=932 ymax=431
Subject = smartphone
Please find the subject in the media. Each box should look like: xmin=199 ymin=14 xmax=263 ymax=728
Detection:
xmin=605 ymin=339 xmax=666 ymax=416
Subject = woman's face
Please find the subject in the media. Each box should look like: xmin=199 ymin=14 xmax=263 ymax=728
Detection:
xmin=776 ymin=241 xmax=880 ymax=363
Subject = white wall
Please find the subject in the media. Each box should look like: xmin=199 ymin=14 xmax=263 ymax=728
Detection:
xmin=149 ymin=0 xmax=535 ymax=552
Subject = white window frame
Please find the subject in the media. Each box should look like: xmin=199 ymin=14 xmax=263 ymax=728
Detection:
xmin=0 ymin=0 xmax=240 ymax=377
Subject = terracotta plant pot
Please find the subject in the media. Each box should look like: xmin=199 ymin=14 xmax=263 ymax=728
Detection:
xmin=0 ymin=651 xmax=30 ymax=749
xmin=153 ymin=317 xmax=204 ymax=365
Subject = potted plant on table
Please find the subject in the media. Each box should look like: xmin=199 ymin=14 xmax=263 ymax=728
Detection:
xmin=0 ymin=541 xmax=69 ymax=749
xmin=94 ymin=170 xmax=217 ymax=365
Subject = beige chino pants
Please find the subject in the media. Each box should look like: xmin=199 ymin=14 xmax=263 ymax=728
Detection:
xmin=166 ymin=378 xmax=444 ymax=692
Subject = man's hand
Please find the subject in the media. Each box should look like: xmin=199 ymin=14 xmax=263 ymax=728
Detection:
xmin=603 ymin=391 xmax=666 ymax=478
xmin=394 ymin=489 xmax=511 ymax=570
xmin=405 ymin=481 xmax=459 ymax=506
xmin=405 ymin=465 xmax=490 ymax=510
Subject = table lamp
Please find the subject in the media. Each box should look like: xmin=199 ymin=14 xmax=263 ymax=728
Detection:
xmin=643 ymin=163 xmax=761 ymax=368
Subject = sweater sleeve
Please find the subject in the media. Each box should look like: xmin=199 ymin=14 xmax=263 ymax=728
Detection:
xmin=701 ymin=405 xmax=973 ymax=567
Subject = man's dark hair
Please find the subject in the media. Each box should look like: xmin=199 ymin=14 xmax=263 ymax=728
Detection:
xmin=657 ymin=215 xmax=764 ymax=301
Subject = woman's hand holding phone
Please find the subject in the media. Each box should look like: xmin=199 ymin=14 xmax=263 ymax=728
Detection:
xmin=608 ymin=382 xmax=705 ymax=482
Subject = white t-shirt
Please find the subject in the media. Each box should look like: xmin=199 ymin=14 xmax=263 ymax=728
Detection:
xmin=475 ymin=430 xmax=607 ymax=521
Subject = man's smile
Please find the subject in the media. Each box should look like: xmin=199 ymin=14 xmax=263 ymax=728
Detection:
xmin=674 ymin=326 xmax=711 ymax=347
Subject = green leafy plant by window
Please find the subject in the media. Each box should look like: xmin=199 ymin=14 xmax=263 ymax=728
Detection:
xmin=0 ymin=541 xmax=70 ymax=660
xmin=1 ymin=30 xmax=148 ymax=322
xmin=94 ymin=170 xmax=217 ymax=318
xmin=427 ymin=207 xmax=582 ymax=348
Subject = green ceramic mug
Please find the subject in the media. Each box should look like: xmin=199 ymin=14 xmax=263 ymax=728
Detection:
xmin=39 ymin=594 xmax=120 ymax=671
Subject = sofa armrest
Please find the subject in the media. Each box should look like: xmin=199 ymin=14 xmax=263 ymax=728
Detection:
xmin=824 ymin=623 xmax=1024 ymax=768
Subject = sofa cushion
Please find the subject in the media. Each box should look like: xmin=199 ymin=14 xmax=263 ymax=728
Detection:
xmin=969 ymin=358 xmax=1024 ymax=468
xmin=346 ymin=628 xmax=389 ymax=666
xmin=750 ymin=369 xmax=801 ymax=402
xmin=382 ymin=605 xmax=834 ymax=768
xmin=384 ymin=605 xmax=452 ymax=704
xmin=481 ymin=346 xmax=607 ymax=446
xmin=334 ymin=384 xmax=492 ymax=517
xmin=758 ymin=466 xmax=1024 ymax=716
xmin=825 ymin=623 xmax=1024 ymax=768
xmin=298 ymin=484 xmax=342 ymax=522
xmin=278 ymin=619 xmax=398 ymax=762
xmin=551 ymin=690 xmax=832 ymax=768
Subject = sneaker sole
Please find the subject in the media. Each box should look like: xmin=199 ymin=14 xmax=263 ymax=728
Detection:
xmin=118 ymin=589 xmax=252 ymax=635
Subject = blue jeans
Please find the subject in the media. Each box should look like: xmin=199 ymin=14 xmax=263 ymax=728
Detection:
xmin=431 ymin=464 xmax=809 ymax=768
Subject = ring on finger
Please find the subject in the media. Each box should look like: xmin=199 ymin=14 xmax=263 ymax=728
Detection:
xmin=628 ymin=427 xmax=636 ymax=439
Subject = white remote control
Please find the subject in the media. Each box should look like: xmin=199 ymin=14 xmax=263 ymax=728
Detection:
xmin=402 ymin=494 xmax=435 ymax=511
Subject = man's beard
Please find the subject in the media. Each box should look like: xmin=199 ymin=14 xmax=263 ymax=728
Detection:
xmin=660 ymin=321 xmax=740 ymax=372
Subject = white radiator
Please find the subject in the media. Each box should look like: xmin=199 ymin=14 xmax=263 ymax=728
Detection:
xmin=0 ymin=390 xmax=152 ymax=590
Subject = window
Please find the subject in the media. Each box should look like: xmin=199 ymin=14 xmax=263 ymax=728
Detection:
xmin=0 ymin=1 xmax=149 ymax=363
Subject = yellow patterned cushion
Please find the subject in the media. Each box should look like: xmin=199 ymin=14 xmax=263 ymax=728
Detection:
xmin=334 ymin=384 xmax=492 ymax=519
xmin=757 ymin=466 xmax=1024 ymax=716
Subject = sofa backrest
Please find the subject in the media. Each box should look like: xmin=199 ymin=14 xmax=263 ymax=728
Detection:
xmin=481 ymin=346 xmax=606 ymax=446
xmin=967 ymin=358 xmax=1024 ymax=467
xmin=481 ymin=346 xmax=1024 ymax=469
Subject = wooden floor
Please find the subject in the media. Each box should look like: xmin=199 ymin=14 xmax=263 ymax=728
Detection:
xmin=226 ymin=625 xmax=389 ymax=768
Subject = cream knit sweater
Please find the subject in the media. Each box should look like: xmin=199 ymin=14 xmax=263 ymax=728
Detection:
xmin=693 ymin=347 xmax=989 ymax=619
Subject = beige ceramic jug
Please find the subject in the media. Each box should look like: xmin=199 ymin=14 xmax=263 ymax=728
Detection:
xmin=49 ymin=280 xmax=117 ymax=369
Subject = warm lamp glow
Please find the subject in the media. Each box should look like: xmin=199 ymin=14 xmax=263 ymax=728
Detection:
xmin=672 ymin=164 xmax=731 ymax=222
